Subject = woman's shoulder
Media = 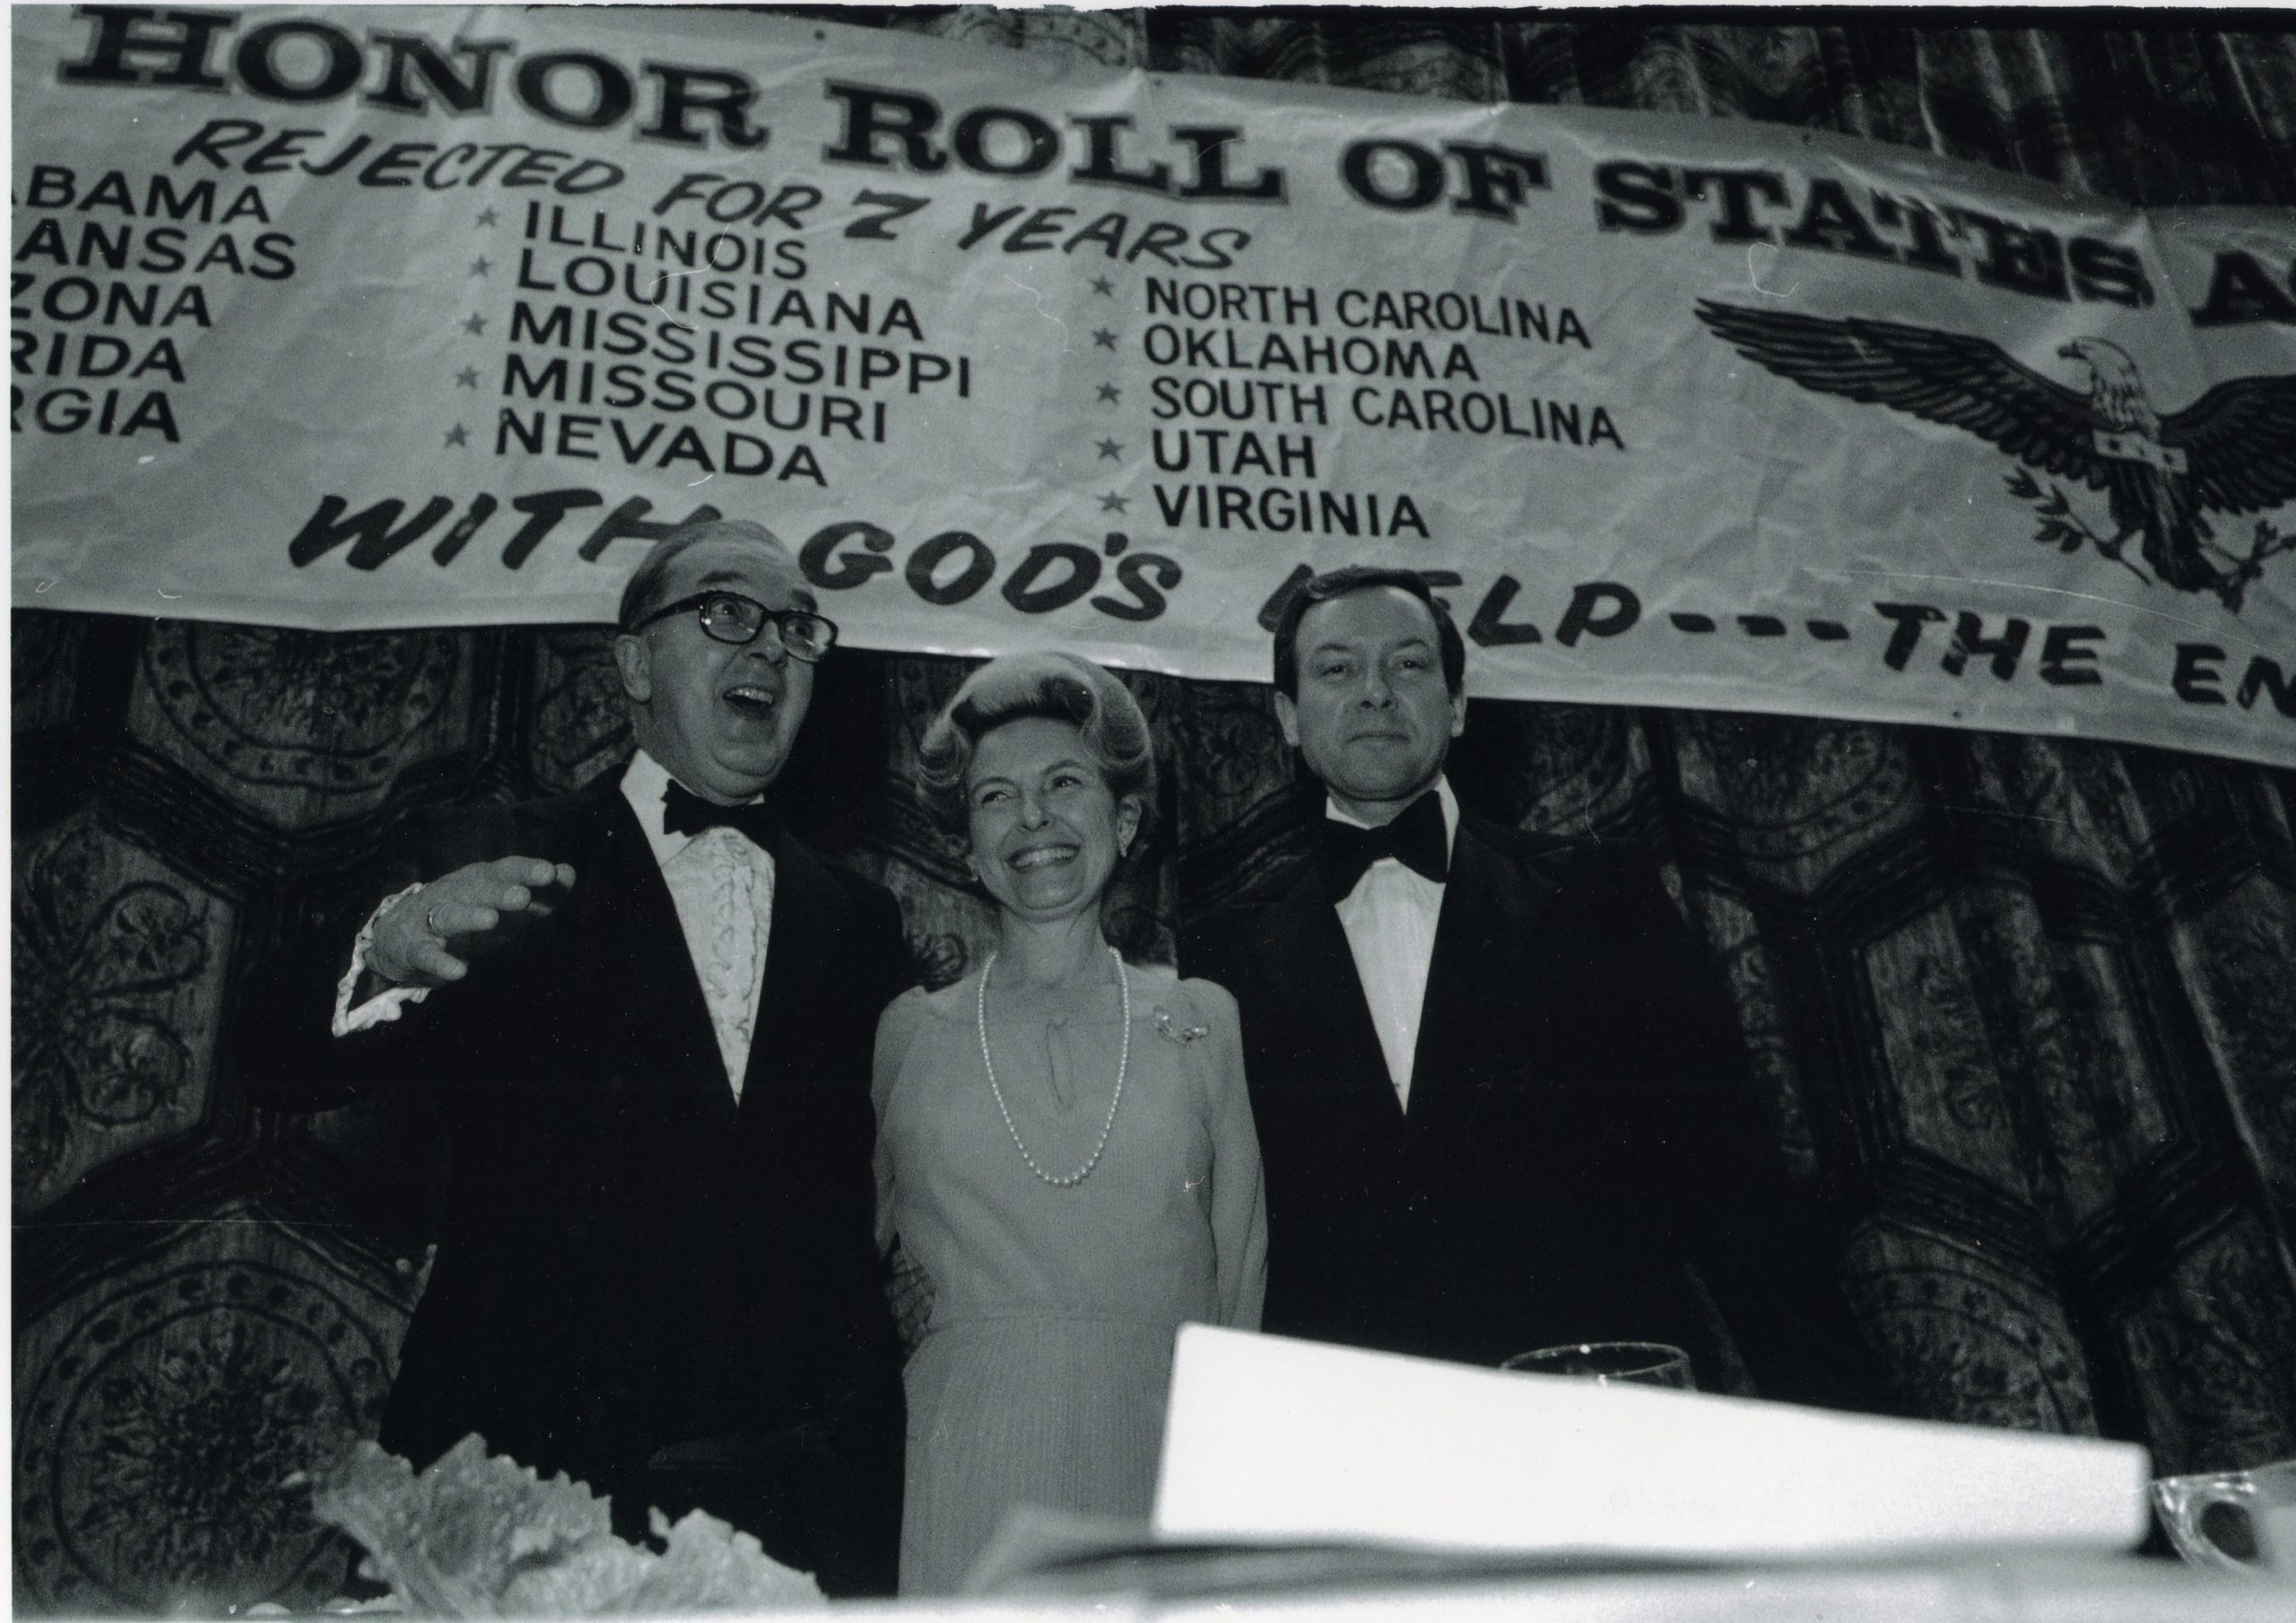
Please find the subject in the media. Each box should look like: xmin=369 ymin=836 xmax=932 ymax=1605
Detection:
xmin=1124 ymin=959 xmax=1179 ymax=995
xmin=1138 ymin=968 xmax=1239 ymax=1036
xmin=1159 ymin=975 xmax=1243 ymax=1099
xmin=1171 ymin=972 xmax=1239 ymax=1025
xmin=1124 ymin=960 xmax=1202 ymax=1010
xmin=876 ymin=978 xmax=975 ymax=1038
xmin=876 ymin=977 xmax=969 ymax=1028
xmin=1118 ymin=959 xmax=1231 ymax=1002
xmin=872 ymin=981 xmax=977 ymax=1104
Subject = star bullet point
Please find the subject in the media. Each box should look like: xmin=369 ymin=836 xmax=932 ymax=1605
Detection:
xmin=462 ymin=313 xmax=487 ymax=336
xmin=476 ymin=207 xmax=500 ymax=228
xmin=455 ymin=367 xmax=482 ymax=389
xmin=444 ymin=424 xmax=470 ymax=448
xmin=1091 ymin=275 xmax=1116 ymax=296
xmin=1095 ymin=382 xmax=1120 ymax=404
xmin=1095 ymin=438 xmax=1123 ymax=460
xmin=1099 ymin=491 xmax=1129 ymax=514
xmin=1092 ymin=327 xmax=1118 ymax=351
xmin=469 ymin=256 xmax=491 ymax=278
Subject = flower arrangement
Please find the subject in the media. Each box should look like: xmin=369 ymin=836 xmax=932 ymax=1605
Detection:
xmin=295 ymin=1435 xmax=822 ymax=1616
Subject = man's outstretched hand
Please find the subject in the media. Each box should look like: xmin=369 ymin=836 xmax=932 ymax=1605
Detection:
xmin=368 ymin=857 xmax=578 ymax=987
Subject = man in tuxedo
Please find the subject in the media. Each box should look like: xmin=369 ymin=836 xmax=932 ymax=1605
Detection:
xmin=1180 ymin=567 xmax=1888 ymax=1410
xmin=243 ymin=519 xmax=909 ymax=1592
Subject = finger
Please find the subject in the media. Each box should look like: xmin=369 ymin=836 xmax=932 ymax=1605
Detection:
xmin=411 ymin=940 xmax=469 ymax=981
xmin=510 ymin=864 xmax=578 ymax=914
xmin=494 ymin=855 xmax=563 ymax=889
xmin=427 ymin=902 xmax=501 ymax=938
xmin=502 ymin=881 xmax=570 ymax=915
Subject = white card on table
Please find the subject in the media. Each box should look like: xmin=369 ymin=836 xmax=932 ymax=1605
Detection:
xmin=1155 ymin=1325 xmax=2151 ymax=1559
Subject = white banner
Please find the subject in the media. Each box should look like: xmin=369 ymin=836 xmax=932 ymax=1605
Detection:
xmin=12 ymin=7 xmax=2296 ymax=764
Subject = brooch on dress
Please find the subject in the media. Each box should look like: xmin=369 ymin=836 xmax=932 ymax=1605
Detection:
xmin=1153 ymin=1007 xmax=1209 ymax=1046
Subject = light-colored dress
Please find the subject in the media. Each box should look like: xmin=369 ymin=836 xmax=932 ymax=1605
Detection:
xmin=872 ymin=962 xmax=1266 ymax=1595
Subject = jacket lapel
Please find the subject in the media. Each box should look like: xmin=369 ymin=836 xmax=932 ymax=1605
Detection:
xmin=1252 ymin=863 xmax=1403 ymax=1116
xmin=1408 ymin=816 xmax=1552 ymax=1115
xmin=738 ymin=829 xmax=835 ymax=1113
xmin=574 ymin=785 xmax=740 ymax=1132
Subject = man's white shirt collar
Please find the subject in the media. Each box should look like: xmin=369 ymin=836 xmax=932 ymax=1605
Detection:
xmin=619 ymin=750 xmax=771 ymax=869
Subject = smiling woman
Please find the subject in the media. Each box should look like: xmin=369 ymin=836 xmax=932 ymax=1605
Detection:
xmin=961 ymin=713 xmax=1141 ymax=930
xmin=871 ymin=653 xmax=1267 ymax=1595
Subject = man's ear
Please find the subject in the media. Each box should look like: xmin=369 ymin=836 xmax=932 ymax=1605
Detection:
xmin=613 ymin=633 xmax=652 ymax=703
xmin=1448 ymin=688 xmax=1467 ymax=739
xmin=1273 ymin=690 xmax=1300 ymax=750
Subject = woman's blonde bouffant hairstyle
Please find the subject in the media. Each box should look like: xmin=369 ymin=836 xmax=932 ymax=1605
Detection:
xmin=914 ymin=652 xmax=1156 ymax=842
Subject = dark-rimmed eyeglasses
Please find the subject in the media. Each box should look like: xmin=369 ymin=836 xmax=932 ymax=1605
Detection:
xmin=626 ymin=591 xmax=839 ymax=662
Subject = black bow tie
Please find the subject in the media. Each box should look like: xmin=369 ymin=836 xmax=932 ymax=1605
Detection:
xmin=1314 ymin=791 xmax=1448 ymax=896
xmin=662 ymin=780 xmax=781 ymax=849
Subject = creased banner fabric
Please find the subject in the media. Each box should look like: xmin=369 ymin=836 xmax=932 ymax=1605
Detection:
xmin=11 ymin=7 xmax=2295 ymax=764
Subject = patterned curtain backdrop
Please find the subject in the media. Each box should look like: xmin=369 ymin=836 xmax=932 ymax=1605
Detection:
xmin=13 ymin=9 xmax=2296 ymax=1611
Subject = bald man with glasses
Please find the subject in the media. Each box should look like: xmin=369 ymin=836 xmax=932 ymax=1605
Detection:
xmin=242 ymin=520 xmax=910 ymax=1593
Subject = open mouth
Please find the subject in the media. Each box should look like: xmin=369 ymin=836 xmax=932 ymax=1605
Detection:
xmin=723 ymin=684 xmax=778 ymax=720
xmin=1009 ymin=845 xmax=1079 ymax=872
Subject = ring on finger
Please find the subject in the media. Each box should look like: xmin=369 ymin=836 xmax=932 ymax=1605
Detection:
xmin=425 ymin=903 xmax=448 ymax=937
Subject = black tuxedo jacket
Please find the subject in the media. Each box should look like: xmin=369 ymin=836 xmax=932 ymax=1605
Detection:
xmin=1181 ymin=810 xmax=1887 ymax=1412
xmin=240 ymin=775 xmax=911 ymax=1593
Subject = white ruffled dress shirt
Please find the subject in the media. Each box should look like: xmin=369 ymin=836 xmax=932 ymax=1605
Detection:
xmin=1327 ymin=776 xmax=1457 ymax=1113
xmin=332 ymin=750 xmax=778 ymax=1096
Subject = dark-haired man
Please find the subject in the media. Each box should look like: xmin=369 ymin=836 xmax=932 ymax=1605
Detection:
xmin=243 ymin=519 xmax=909 ymax=1592
xmin=1180 ymin=567 xmax=1887 ymax=1410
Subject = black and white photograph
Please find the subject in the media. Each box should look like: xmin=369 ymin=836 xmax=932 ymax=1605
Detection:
xmin=11 ymin=4 xmax=2296 ymax=1616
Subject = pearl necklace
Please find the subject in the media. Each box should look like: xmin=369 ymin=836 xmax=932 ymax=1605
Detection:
xmin=976 ymin=946 xmax=1130 ymax=1189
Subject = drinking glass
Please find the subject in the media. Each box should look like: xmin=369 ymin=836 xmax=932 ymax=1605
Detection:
xmin=1501 ymin=1341 xmax=1696 ymax=1390
xmin=2152 ymin=1459 xmax=2296 ymax=1576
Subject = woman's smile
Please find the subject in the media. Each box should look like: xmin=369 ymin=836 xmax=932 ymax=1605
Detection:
xmin=965 ymin=716 xmax=1135 ymax=922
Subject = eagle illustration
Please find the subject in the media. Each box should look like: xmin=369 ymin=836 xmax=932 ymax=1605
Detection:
xmin=1695 ymin=299 xmax=2296 ymax=600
